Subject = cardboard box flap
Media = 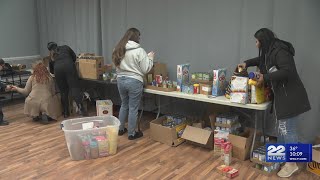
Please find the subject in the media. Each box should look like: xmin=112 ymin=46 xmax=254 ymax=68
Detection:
xmin=182 ymin=125 xmax=211 ymax=145
xmin=228 ymin=128 xmax=252 ymax=149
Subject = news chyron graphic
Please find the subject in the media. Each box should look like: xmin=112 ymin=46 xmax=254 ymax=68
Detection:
xmin=266 ymin=144 xmax=312 ymax=162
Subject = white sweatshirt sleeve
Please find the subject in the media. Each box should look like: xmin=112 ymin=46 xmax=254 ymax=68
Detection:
xmin=138 ymin=49 xmax=153 ymax=75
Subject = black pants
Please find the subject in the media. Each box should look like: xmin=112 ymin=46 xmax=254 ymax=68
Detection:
xmin=54 ymin=62 xmax=82 ymax=113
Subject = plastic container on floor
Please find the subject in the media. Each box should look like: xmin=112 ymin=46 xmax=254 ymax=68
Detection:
xmin=61 ymin=116 xmax=120 ymax=160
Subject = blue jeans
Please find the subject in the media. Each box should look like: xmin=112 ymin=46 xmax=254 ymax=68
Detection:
xmin=277 ymin=115 xmax=299 ymax=144
xmin=117 ymin=76 xmax=143 ymax=136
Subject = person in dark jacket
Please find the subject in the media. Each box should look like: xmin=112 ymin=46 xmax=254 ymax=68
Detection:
xmin=0 ymin=58 xmax=12 ymax=126
xmin=47 ymin=42 xmax=87 ymax=117
xmin=238 ymin=28 xmax=311 ymax=178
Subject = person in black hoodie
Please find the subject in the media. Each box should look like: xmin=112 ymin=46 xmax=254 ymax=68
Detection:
xmin=238 ymin=28 xmax=311 ymax=178
xmin=0 ymin=58 xmax=12 ymax=126
xmin=47 ymin=42 xmax=87 ymax=117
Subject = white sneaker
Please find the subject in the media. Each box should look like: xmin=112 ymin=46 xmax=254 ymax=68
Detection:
xmin=277 ymin=163 xmax=299 ymax=178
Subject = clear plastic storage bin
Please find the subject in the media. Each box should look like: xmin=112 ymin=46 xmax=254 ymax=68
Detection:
xmin=61 ymin=116 xmax=120 ymax=160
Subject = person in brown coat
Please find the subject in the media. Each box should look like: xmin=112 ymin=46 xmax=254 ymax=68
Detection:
xmin=11 ymin=61 xmax=62 ymax=124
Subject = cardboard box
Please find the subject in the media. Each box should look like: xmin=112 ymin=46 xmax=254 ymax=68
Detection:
xmin=145 ymin=85 xmax=176 ymax=92
xmin=96 ymin=100 xmax=113 ymax=116
xmin=307 ymin=161 xmax=320 ymax=176
xmin=212 ymin=69 xmax=227 ymax=96
xmin=200 ymin=83 xmax=212 ymax=95
xmin=181 ymin=125 xmax=213 ymax=149
xmin=228 ymin=128 xmax=254 ymax=160
xmin=177 ymin=64 xmax=190 ymax=91
xmin=313 ymin=145 xmax=320 ymax=163
xmin=150 ymin=116 xmax=186 ymax=147
xmin=78 ymin=56 xmax=105 ymax=80
xmin=230 ymin=76 xmax=249 ymax=104
xmin=146 ymin=63 xmax=168 ymax=83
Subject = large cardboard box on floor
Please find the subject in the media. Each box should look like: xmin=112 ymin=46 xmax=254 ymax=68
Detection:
xmin=150 ymin=116 xmax=186 ymax=147
xmin=78 ymin=56 xmax=105 ymax=80
xmin=228 ymin=128 xmax=254 ymax=160
xmin=182 ymin=125 xmax=213 ymax=149
xmin=96 ymin=100 xmax=113 ymax=116
xmin=307 ymin=144 xmax=320 ymax=176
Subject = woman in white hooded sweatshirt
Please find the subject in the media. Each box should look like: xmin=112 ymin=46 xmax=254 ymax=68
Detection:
xmin=112 ymin=28 xmax=154 ymax=140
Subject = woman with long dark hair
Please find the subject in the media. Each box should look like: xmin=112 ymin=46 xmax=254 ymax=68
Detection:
xmin=238 ymin=28 xmax=311 ymax=178
xmin=11 ymin=61 xmax=62 ymax=124
xmin=47 ymin=42 xmax=87 ymax=118
xmin=112 ymin=28 xmax=154 ymax=140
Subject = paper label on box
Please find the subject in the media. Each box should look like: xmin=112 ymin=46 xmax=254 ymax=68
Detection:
xmin=82 ymin=122 xmax=94 ymax=130
xmin=230 ymin=92 xmax=247 ymax=104
xmin=230 ymin=76 xmax=248 ymax=92
xmin=202 ymin=86 xmax=212 ymax=92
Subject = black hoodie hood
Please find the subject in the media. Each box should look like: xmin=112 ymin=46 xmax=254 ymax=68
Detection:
xmin=271 ymin=39 xmax=295 ymax=56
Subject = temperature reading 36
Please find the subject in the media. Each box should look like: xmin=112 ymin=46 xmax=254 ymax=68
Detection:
xmin=290 ymin=146 xmax=298 ymax=151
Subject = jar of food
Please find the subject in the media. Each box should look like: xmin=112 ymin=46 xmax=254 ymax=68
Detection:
xmin=193 ymin=84 xmax=200 ymax=94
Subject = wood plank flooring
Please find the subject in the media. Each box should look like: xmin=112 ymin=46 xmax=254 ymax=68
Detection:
xmin=0 ymin=99 xmax=319 ymax=180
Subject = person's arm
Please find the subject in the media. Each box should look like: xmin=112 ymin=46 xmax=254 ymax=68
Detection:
xmin=15 ymin=76 xmax=33 ymax=95
xmin=244 ymin=57 xmax=260 ymax=67
xmin=138 ymin=49 xmax=154 ymax=74
xmin=67 ymin=46 xmax=77 ymax=62
xmin=263 ymin=50 xmax=291 ymax=82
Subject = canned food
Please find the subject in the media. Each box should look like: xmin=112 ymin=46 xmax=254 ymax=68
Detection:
xmin=258 ymin=153 xmax=266 ymax=162
xmin=253 ymin=150 xmax=259 ymax=159
xmin=193 ymin=84 xmax=200 ymax=94
xmin=221 ymin=117 xmax=227 ymax=124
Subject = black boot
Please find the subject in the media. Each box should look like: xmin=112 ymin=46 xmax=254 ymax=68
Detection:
xmin=77 ymin=103 xmax=88 ymax=117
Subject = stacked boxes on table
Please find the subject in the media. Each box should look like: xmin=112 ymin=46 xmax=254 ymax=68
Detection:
xmin=77 ymin=54 xmax=106 ymax=80
xmin=230 ymin=76 xmax=249 ymax=104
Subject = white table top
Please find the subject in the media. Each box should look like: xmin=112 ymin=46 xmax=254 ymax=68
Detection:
xmin=144 ymin=88 xmax=270 ymax=111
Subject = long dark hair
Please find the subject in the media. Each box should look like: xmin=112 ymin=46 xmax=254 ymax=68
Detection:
xmin=47 ymin=42 xmax=59 ymax=60
xmin=254 ymin=28 xmax=277 ymax=59
xmin=112 ymin=28 xmax=140 ymax=67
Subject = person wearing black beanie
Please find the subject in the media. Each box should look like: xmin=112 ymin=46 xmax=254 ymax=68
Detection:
xmin=47 ymin=42 xmax=88 ymax=117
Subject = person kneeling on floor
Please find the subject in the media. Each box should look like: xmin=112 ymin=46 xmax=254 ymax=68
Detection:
xmin=11 ymin=61 xmax=62 ymax=124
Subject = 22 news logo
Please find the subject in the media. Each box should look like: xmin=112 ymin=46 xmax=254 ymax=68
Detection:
xmin=266 ymin=144 xmax=286 ymax=162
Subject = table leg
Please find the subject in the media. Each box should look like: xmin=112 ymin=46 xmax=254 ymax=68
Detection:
xmin=250 ymin=110 xmax=259 ymax=159
xmin=262 ymin=110 xmax=267 ymax=143
xmin=156 ymin=95 xmax=161 ymax=119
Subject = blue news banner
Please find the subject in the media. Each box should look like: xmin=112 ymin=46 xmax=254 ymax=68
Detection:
xmin=266 ymin=144 xmax=312 ymax=162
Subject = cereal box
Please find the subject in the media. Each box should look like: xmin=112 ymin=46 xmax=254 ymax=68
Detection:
xmin=212 ymin=69 xmax=227 ymax=96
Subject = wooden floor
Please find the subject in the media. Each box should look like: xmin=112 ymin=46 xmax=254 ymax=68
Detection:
xmin=0 ymin=99 xmax=319 ymax=180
